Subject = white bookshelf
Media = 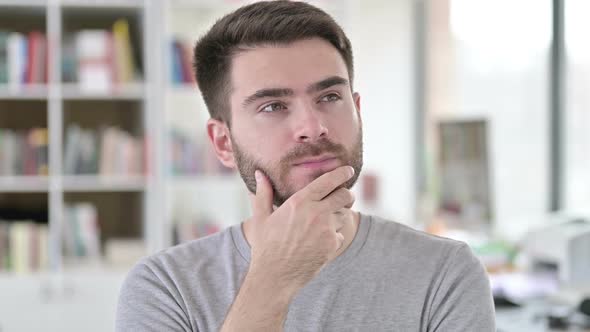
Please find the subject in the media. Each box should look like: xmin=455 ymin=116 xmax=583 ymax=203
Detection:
xmin=60 ymin=82 xmax=145 ymax=100
xmin=0 ymin=1 xmax=155 ymax=278
xmin=0 ymin=1 xmax=352 ymax=331
xmin=61 ymin=175 xmax=146 ymax=192
xmin=156 ymin=0 xmax=249 ymax=249
xmin=0 ymin=176 xmax=49 ymax=192
xmin=0 ymin=84 xmax=48 ymax=99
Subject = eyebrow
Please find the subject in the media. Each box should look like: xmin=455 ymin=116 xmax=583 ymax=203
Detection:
xmin=241 ymin=75 xmax=349 ymax=108
xmin=306 ymin=76 xmax=349 ymax=94
xmin=242 ymin=88 xmax=293 ymax=107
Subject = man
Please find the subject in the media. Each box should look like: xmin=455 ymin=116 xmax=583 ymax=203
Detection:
xmin=116 ymin=1 xmax=495 ymax=331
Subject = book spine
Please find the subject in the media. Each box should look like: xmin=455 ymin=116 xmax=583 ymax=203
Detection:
xmin=25 ymin=31 xmax=38 ymax=84
xmin=38 ymin=225 xmax=49 ymax=270
xmin=0 ymin=32 xmax=9 ymax=84
xmin=112 ymin=19 xmax=136 ymax=83
xmin=7 ymin=33 xmax=24 ymax=88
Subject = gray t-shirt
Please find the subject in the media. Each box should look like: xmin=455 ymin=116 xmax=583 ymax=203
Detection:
xmin=116 ymin=214 xmax=495 ymax=331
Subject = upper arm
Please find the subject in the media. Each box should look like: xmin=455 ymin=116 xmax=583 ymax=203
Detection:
xmin=115 ymin=262 xmax=193 ymax=332
xmin=428 ymin=244 xmax=496 ymax=332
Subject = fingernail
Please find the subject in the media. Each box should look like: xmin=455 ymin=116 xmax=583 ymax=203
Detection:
xmin=255 ymin=170 xmax=261 ymax=182
xmin=349 ymin=166 xmax=355 ymax=176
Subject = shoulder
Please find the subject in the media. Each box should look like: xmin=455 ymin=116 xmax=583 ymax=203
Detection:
xmin=363 ymin=215 xmax=494 ymax=329
xmin=362 ymin=214 xmax=486 ymax=283
xmin=365 ymin=214 xmax=470 ymax=260
xmin=122 ymin=226 xmax=239 ymax=290
xmin=136 ymin=227 xmax=235 ymax=274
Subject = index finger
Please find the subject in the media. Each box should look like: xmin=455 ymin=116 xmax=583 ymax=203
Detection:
xmin=297 ymin=165 xmax=355 ymax=202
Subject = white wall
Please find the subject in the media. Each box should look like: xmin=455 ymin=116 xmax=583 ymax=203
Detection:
xmin=347 ymin=0 xmax=416 ymax=224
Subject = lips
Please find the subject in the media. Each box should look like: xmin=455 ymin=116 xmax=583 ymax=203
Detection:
xmin=293 ymin=154 xmax=338 ymax=166
xmin=291 ymin=154 xmax=342 ymax=173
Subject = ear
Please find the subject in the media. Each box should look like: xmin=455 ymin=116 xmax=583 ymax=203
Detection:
xmin=207 ymin=118 xmax=236 ymax=169
xmin=353 ymin=92 xmax=361 ymax=116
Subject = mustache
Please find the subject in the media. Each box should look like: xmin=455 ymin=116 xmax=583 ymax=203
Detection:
xmin=281 ymin=138 xmax=347 ymax=164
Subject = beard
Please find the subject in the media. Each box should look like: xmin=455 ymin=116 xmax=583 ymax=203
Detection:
xmin=231 ymin=128 xmax=363 ymax=207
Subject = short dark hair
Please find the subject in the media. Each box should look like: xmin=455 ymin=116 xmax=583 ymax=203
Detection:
xmin=193 ymin=0 xmax=354 ymax=125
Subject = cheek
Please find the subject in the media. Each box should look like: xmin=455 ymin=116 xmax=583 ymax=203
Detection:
xmin=238 ymin=123 xmax=290 ymax=155
xmin=331 ymin=115 xmax=359 ymax=141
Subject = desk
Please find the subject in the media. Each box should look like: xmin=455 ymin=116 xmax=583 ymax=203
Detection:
xmin=496 ymin=302 xmax=590 ymax=332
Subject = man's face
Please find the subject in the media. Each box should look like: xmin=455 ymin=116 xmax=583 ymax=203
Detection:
xmin=225 ymin=38 xmax=363 ymax=206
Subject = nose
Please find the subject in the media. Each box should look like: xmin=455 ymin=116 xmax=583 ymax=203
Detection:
xmin=292 ymin=105 xmax=329 ymax=143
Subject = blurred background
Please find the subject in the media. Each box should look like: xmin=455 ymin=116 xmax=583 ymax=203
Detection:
xmin=0 ymin=0 xmax=588 ymax=331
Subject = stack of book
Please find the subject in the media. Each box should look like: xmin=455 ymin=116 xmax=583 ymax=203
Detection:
xmin=62 ymin=19 xmax=139 ymax=91
xmin=0 ymin=128 xmax=49 ymax=176
xmin=0 ymin=30 xmax=48 ymax=87
xmin=64 ymin=124 xmax=144 ymax=176
xmin=62 ymin=203 xmax=101 ymax=260
xmin=173 ymin=220 xmax=220 ymax=245
xmin=0 ymin=221 xmax=49 ymax=274
xmin=170 ymin=38 xmax=195 ymax=85
xmin=169 ymin=128 xmax=230 ymax=175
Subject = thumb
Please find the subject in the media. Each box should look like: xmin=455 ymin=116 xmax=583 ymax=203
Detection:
xmin=250 ymin=170 xmax=273 ymax=220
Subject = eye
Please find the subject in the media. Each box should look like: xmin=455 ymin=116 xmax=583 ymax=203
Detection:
xmin=260 ymin=102 xmax=287 ymax=113
xmin=319 ymin=93 xmax=341 ymax=103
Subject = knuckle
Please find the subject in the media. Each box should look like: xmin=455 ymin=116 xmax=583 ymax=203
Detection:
xmin=327 ymin=232 xmax=341 ymax=251
xmin=310 ymin=211 xmax=324 ymax=225
xmin=346 ymin=190 xmax=355 ymax=204
xmin=335 ymin=188 xmax=351 ymax=205
xmin=288 ymin=194 xmax=303 ymax=207
xmin=310 ymin=183 xmax=329 ymax=199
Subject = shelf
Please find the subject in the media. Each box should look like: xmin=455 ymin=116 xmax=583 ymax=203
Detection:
xmin=0 ymin=176 xmax=49 ymax=192
xmin=167 ymin=173 xmax=240 ymax=186
xmin=167 ymin=174 xmax=243 ymax=191
xmin=61 ymin=258 xmax=134 ymax=274
xmin=0 ymin=271 xmax=54 ymax=280
xmin=0 ymin=1 xmax=46 ymax=10
xmin=0 ymin=84 xmax=147 ymax=100
xmin=166 ymin=0 xmax=232 ymax=10
xmin=62 ymin=175 xmax=146 ymax=192
xmin=166 ymin=84 xmax=199 ymax=96
xmin=0 ymin=84 xmax=48 ymax=100
xmin=61 ymin=83 xmax=145 ymax=100
xmin=59 ymin=0 xmax=144 ymax=9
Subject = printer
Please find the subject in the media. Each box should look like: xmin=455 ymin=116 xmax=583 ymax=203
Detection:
xmin=522 ymin=215 xmax=590 ymax=286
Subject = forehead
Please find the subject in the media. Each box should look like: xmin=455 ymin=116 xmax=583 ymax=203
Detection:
xmin=230 ymin=38 xmax=349 ymax=96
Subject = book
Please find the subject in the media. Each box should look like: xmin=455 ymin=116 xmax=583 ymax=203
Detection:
xmin=0 ymin=128 xmax=49 ymax=176
xmin=0 ymin=31 xmax=8 ymax=83
xmin=64 ymin=124 xmax=143 ymax=175
xmin=174 ymin=220 xmax=220 ymax=245
xmin=171 ymin=40 xmax=183 ymax=84
xmin=62 ymin=35 xmax=77 ymax=82
xmin=0 ymin=31 xmax=46 ymax=88
xmin=0 ymin=222 xmax=9 ymax=271
xmin=9 ymin=221 xmax=32 ymax=274
xmin=0 ymin=221 xmax=49 ymax=273
xmin=8 ymin=32 xmax=28 ymax=87
xmin=168 ymin=129 xmax=230 ymax=175
xmin=62 ymin=203 xmax=101 ymax=260
xmin=76 ymin=30 xmax=113 ymax=91
xmin=25 ymin=31 xmax=47 ymax=84
xmin=37 ymin=224 xmax=48 ymax=271
xmin=29 ymin=128 xmax=49 ymax=175
xmin=170 ymin=38 xmax=196 ymax=85
xmin=112 ymin=19 xmax=136 ymax=84
xmin=65 ymin=19 xmax=140 ymax=89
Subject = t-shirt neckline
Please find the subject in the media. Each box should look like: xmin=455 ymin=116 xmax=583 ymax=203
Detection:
xmin=230 ymin=212 xmax=372 ymax=282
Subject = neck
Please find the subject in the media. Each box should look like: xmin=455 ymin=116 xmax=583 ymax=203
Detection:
xmin=328 ymin=209 xmax=360 ymax=261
